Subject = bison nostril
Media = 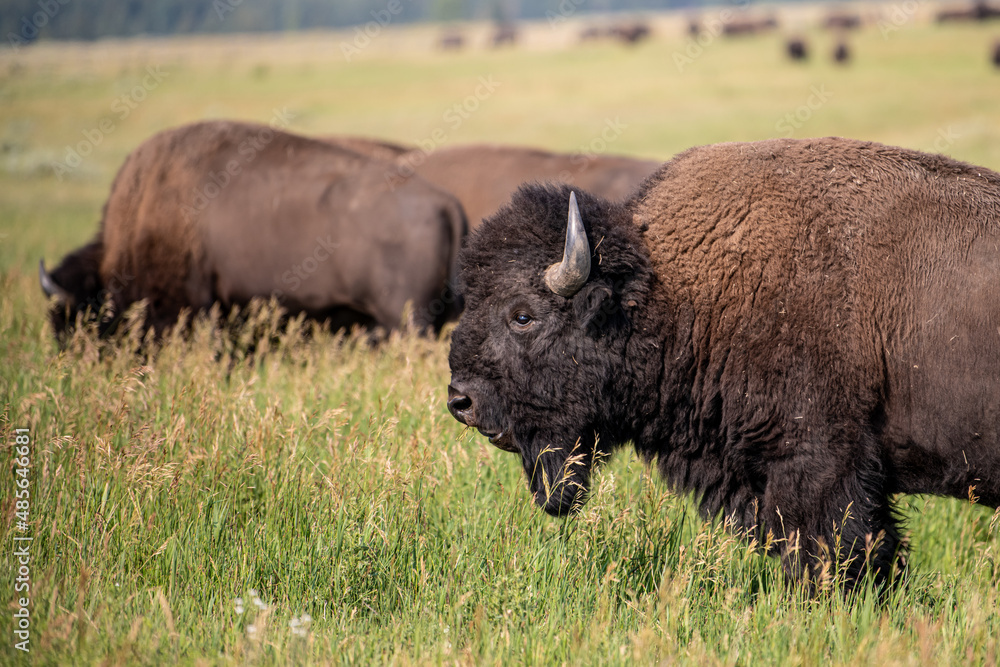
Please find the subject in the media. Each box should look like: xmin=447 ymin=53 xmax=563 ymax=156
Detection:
xmin=449 ymin=395 xmax=472 ymax=412
xmin=447 ymin=385 xmax=475 ymax=424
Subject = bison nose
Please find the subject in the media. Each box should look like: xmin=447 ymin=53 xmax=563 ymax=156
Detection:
xmin=447 ymin=385 xmax=475 ymax=425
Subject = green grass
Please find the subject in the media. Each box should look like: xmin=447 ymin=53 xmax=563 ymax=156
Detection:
xmin=2 ymin=13 xmax=1000 ymax=665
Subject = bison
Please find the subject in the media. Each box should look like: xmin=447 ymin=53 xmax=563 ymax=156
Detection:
xmin=611 ymin=23 xmax=652 ymax=45
xmin=786 ymin=37 xmax=809 ymax=61
xmin=400 ymin=144 xmax=661 ymax=230
xmin=833 ymin=40 xmax=851 ymax=64
xmin=936 ymin=1 xmax=1000 ymax=22
xmin=722 ymin=14 xmax=779 ymax=37
xmin=40 ymin=120 xmax=466 ymax=338
xmin=580 ymin=23 xmax=651 ymax=44
xmin=446 ymin=137 xmax=1000 ymax=589
xmin=439 ymin=32 xmax=465 ymax=51
xmin=821 ymin=12 xmax=863 ymax=30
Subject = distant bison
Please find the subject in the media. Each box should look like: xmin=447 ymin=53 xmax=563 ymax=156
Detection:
xmin=993 ymin=40 xmax=1000 ymax=67
xmin=833 ymin=40 xmax=851 ymax=64
xmin=722 ymin=14 xmax=779 ymax=36
xmin=936 ymin=0 xmax=1000 ymax=22
xmin=439 ymin=32 xmax=465 ymax=50
xmin=398 ymin=144 xmax=660 ymax=229
xmin=447 ymin=137 xmax=1000 ymax=589
xmin=41 ymin=121 xmax=466 ymax=338
xmin=786 ymin=37 xmax=808 ymax=61
xmin=611 ymin=22 xmax=651 ymax=44
xmin=821 ymin=12 xmax=863 ymax=30
xmin=580 ymin=23 xmax=651 ymax=44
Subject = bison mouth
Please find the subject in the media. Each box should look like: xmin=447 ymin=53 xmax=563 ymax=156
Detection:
xmin=479 ymin=429 xmax=517 ymax=453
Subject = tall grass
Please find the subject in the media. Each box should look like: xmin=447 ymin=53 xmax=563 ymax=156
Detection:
xmin=2 ymin=269 xmax=999 ymax=665
xmin=2 ymin=14 xmax=1000 ymax=665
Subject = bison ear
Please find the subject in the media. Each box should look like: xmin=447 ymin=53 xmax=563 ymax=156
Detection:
xmin=573 ymin=282 xmax=614 ymax=331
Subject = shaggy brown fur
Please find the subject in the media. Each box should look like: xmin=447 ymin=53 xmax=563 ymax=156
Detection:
xmin=404 ymin=144 xmax=661 ymax=229
xmin=44 ymin=121 xmax=466 ymax=337
xmin=447 ymin=137 xmax=1000 ymax=589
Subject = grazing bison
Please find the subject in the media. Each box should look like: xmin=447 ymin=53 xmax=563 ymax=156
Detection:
xmin=722 ymin=14 xmax=779 ymax=36
xmin=401 ymin=144 xmax=660 ymax=229
xmin=580 ymin=23 xmax=650 ymax=44
xmin=821 ymin=12 xmax=862 ymax=30
xmin=833 ymin=40 xmax=851 ymax=64
xmin=439 ymin=32 xmax=465 ymax=50
xmin=936 ymin=1 xmax=1000 ymax=22
xmin=786 ymin=37 xmax=809 ymax=61
xmin=611 ymin=22 xmax=652 ymax=44
xmin=41 ymin=120 xmax=466 ymax=338
xmin=447 ymin=137 xmax=1000 ymax=589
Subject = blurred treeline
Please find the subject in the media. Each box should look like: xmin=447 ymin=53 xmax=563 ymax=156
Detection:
xmin=3 ymin=0 xmax=726 ymax=42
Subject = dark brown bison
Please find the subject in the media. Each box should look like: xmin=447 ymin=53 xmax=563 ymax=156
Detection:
xmin=821 ymin=12 xmax=863 ymax=30
xmin=398 ymin=144 xmax=660 ymax=229
xmin=446 ymin=137 xmax=1000 ymax=589
xmin=786 ymin=37 xmax=808 ymax=61
xmin=992 ymin=39 xmax=1000 ymax=67
xmin=439 ymin=32 xmax=465 ymax=50
xmin=611 ymin=23 xmax=652 ymax=44
xmin=40 ymin=120 xmax=466 ymax=338
xmin=722 ymin=14 xmax=779 ymax=36
xmin=833 ymin=40 xmax=851 ymax=64
xmin=579 ymin=23 xmax=650 ymax=44
xmin=936 ymin=1 xmax=1000 ymax=22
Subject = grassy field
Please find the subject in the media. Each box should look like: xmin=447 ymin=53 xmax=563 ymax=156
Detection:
xmin=3 ymin=9 xmax=1000 ymax=664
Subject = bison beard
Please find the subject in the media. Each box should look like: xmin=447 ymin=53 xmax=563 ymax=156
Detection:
xmin=447 ymin=137 xmax=1000 ymax=591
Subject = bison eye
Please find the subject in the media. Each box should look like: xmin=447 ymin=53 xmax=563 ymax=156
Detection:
xmin=511 ymin=311 xmax=534 ymax=330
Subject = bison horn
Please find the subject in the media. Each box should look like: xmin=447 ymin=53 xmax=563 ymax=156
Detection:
xmin=39 ymin=259 xmax=71 ymax=303
xmin=544 ymin=191 xmax=591 ymax=297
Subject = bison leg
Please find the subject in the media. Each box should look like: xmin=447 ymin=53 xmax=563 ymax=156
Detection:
xmin=762 ymin=452 xmax=903 ymax=592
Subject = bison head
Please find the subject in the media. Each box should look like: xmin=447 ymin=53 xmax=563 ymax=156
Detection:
xmin=39 ymin=241 xmax=115 ymax=338
xmin=447 ymin=184 xmax=654 ymax=516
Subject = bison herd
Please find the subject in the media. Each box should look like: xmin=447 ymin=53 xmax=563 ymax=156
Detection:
xmin=432 ymin=7 xmax=1000 ymax=69
xmin=41 ymin=123 xmax=1000 ymax=591
xmin=40 ymin=121 xmax=659 ymax=339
